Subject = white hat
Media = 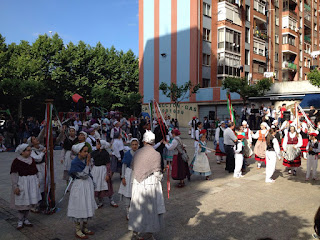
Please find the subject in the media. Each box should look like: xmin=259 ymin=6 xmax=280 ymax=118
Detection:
xmin=130 ymin=138 xmax=139 ymax=144
xmin=15 ymin=143 xmax=29 ymax=154
xmin=219 ymin=121 xmax=225 ymax=126
xmin=69 ymin=126 xmax=76 ymax=130
xmin=142 ymin=130 xmax=155 ymax=144
xmin=242 ymin=120 xmax=247 ymax=125
xmin=72 ymin=142 xmax=86 ymax=154
xmin=92 ymin=123 xmax=99 ymax=128
xmin=271 ymin=125 xmax=276 ymax=129
xmin=272 ymin=120 xmax=278 ymax=125
xmin=99 ymin=140 xmax=110 ymax=150
xmin=261 ymin=122 xmax=270 ymax=130
xmin=79 ymin=131 xmax=88 ymax=138
xmin=113 ymin=121 xmax=119 ymax=126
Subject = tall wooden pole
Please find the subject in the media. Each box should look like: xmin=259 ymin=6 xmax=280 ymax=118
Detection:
xmin=45 ymin=99 xmax=55 ymax=207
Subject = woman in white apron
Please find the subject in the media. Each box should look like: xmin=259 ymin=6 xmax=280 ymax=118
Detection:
xmin=11 ymin=144 xmax=42 ymax=229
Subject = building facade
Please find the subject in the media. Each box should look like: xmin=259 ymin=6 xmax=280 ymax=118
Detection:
xmin=139 ymin=0 xmax=320 ymax=126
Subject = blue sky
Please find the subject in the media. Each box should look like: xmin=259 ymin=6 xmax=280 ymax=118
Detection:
xmin=0 ymin=0 xmax=139 ymax=56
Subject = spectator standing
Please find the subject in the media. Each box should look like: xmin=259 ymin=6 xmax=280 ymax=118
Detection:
xmin=223 ymin=122 xmax=238 ymax=173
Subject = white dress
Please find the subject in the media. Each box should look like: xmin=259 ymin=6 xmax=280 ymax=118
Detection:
xmin=91 ymin=165 xmax=108 ymax=191
xmin=118 ymin=166 xmax=132 ymax=198
xmin=15 ymin=175 xmax=42 ymax=206
xmin=67 ymin=165 xmax=97 ymax=221
xmin=128 ymin=172 xmax=166 ymax=233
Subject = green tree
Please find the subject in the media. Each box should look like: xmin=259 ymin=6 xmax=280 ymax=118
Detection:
xmin=159 ymin=81 xmax=200 ymax=119
xmin=222 ymin=77 xmax=272 ymax=105
xmin=0 ymin=40 xmax=43 ymax=117
xmin=308 ymin=69 xmax=320 ymax=87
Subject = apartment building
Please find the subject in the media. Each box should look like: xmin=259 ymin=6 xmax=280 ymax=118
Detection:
xmin=139 ymin=0 xmax=320 ymax=126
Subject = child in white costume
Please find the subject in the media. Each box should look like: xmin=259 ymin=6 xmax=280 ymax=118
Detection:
xmin=234 ymin=135 xmax=244 ymax=178
xmin=265 ymin=129 xmax=281 ymax=183
xmin=68 ymin=143 xmax=97 ymax=239
xmin=306 ymin=131 xmax=320 ymax=181
xmin=118 ymin=138 xmax=139 ymax=220
xmin=190 ymin=131 xmax=212 ymax=180
xmin=11 ymin=144 xmax=42 ymax=230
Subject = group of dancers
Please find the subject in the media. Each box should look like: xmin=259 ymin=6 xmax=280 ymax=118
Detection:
xmin=212 ymin=117 xmax=320 ymax=183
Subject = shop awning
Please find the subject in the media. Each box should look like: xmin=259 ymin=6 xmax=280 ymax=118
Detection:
xmin=300 ymin=94 xmax=320 ymax=108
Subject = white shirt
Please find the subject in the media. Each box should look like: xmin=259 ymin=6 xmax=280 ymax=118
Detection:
xmin=252 ymin=129 xmax=268 ymax=139
xmin=282 ymin=132 xmax=303 ymax=151
xmin=234 ymin=141 xmax=243 ymax=154
xmin=215 ymin=127 xmax=225 ymax=142
xmin=165 ymin=138 xmax=179 ymax=155
xmin=112 ymin=138 xmax=124 ymax=160
xmin=86 ymin=135 xmax=97 ymax=151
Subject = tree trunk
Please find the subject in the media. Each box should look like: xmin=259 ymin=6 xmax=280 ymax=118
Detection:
xmin=18 ymin=99 xmax=22 ymax=119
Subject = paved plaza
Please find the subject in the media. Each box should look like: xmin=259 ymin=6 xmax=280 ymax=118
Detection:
xmin=0 ymin=128 xmax=319 ymax=240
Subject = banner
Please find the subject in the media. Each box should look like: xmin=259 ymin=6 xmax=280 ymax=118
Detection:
xmin=227 ymin=92 xmax=235 ymax=124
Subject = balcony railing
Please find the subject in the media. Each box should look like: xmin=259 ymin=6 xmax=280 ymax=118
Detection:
xmin=254 ymin=30 xmax=268 ymax=41
xmin=304 ymin=35 xmax=311 ymax=43
xmin=304 ymin=3 xmax=311 ymax=11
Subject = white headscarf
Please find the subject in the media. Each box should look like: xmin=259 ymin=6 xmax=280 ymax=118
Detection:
xmin=99 ymin=140 xmax=110 ymax=150
xmin=79 ymin=131 xmax=88 ymax=139
xmin=261 ymin=122 xmax=270 ymax=130
xmin=142 ymin=130 xmax=155 ymax=144
xmin=72 ymin=142 xmax=86 ymax=154
xmin=15 ymin=143 xmax=29 ymax=155
xmin=69 ymin=126 xmax=76 ymax=131
xmin=130 ymin=138 xmax=139 ymax=144
xmin=92 ymin=123 xmax=100 ymax=129
xmin=219 ymin=121 xmax=225 ymax=126
xmin=242 ymin=120 xmax=247 ymax=126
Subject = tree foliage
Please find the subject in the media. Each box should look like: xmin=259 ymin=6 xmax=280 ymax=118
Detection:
xmin=222 ymin=77 xmax=272 ymax=105
xmin=0 ymin=33 xmax=141 ymax=118
xmin=308 ymin=69 xmax=320 ymax=87
xmin=159 ymin=81 xmax=200 ymax=119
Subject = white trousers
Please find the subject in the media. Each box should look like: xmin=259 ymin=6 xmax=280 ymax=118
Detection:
xmin=191 ymin=128 xmax=195 ymax=139
xmin=234 ymin=154 xmax=243 ymax=178
xmin=265 ymin=151 xmax=277 ymax=182
xmin=306 ymin=155 xmax=318 ymax=179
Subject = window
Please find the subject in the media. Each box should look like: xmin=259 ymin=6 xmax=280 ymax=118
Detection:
xmin=226 ymin=28 xmax=241 ymax=53
xmin=246 ymin=5 xmax=250 ymax=21
xmin=315 ymin=24 xmax=318 ymax=31
xmin=202 ymin=53 xmax=211 ymax=66
xmin=300 ymin=67 xmax=303 ymax=79
xmin=275 ymin=70 xmax=278 ymax=79
xmin=275 ymin=52 xmax=279 ymax=62
xmin=253 ymin=40 xmax=265 ymax=56
xmin=308 ymin=59 xmax=311 ymax=68
xmin=245 ymin=27 xmax=250 ymax=43
xmin=202 ymin=78 xmax=210 ymax=88
xmin=282 ymin=16 xmax=297 ymax=30
xmin=300 ymin=1 xmax=303 ymax=12
xmin=275 ymin=0 xmax=279 ymax=7
xmin=245 ymin=50 xmax=250 ymax=65
xmin=203 ymin=3 xmax=211 ymax=17
xmin=258 ymin=65 xmax=265 ymax=73
xmin=218 ymin=52 xmax=241 ymax=77
xmin=300 ymin=50 xmax=303 ymax=61
xmin=254 ymin=0 xmax=266 ymax=14
xmin=276 ymin=17 xmax=279 ymax=26
xmin=218 ymin=28 xmax=225 ymax=48
xmin=304 ymin=57 xmax=307 ymax=67
xmin=203 ymin=28 xmax=211 ymax=42
xmin=283 ymin=34 xmax=296 ymax=46
xmin=275 ymin=34 xmax=279 ymax=44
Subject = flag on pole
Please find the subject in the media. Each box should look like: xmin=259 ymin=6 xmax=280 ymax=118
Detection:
xmin=227 ymin=92 xmax=236 ymax=124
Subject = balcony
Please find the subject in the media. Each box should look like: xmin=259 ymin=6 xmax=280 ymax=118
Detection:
xmin=304 ymin=3 xmax=311 ymax=12
xmin=282 ymin=9 xmax=298 ymax=20
xmin=282 ymin=61 xmax=297 ymax=71
xmin=304 ymin=35 xmax=311 ymax=43
xmin=253 ymin=30 xmax=268 ymax=41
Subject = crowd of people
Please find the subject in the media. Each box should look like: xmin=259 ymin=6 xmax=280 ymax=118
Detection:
xmin=8 ymin=111 xmax=187 ymax=239
xmin=7 ymin=104 xmax=320 ymax=239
